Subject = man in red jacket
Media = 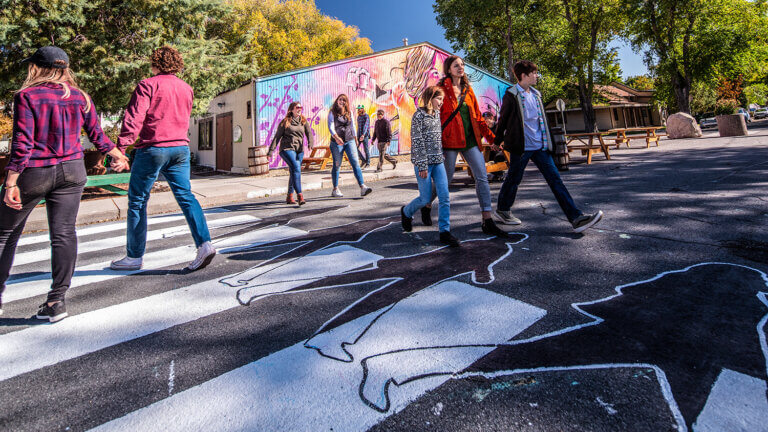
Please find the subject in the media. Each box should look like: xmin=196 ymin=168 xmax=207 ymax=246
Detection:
xmin=110 ymin=46 xmax=215 ymax=271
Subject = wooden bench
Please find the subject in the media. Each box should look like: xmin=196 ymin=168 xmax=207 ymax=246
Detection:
xmin=454 ymin=145 xmax=508 ymax=177
xmin=84 ymin=173 xmax=133 ymax=195
xmin=565 ymin=132 xmax=611 ymax=164
xmin=301 ymin=145 xmax=351 ymax=171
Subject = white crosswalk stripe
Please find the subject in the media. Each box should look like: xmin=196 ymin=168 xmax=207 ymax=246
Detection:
xmin=11 ymin=215 xmax=258 ymax=267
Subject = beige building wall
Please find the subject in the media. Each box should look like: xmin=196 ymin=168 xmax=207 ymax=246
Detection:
xmin=189 ymin=83 xmax=255 ymax=173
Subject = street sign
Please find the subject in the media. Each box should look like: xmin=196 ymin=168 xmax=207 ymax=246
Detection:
xmin=556 ymin=99 xmax=566 ymax=112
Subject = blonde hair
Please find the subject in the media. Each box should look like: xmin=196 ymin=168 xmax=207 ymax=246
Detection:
xmin=419 ymin=85 xmax=444 ymax=113
xmin=17 ymin=64 xmax=92 ymax=112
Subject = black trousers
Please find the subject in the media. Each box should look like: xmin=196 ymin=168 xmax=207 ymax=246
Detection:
xmin=0 ymin=159 xmax=87 ymax=304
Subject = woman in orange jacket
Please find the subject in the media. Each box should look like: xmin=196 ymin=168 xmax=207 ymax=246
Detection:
xmin=422 ymin=55 xmax=509 ymax=237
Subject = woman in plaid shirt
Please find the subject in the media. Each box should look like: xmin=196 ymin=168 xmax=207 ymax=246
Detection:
xmin=0 ymin=46 xmax=129 ymax=322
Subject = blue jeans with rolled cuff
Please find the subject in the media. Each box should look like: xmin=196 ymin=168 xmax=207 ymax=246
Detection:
xmin=126 ymin=146 xmax=210 ymax=258
xmin=404 ymin=163 xmax=450 ymax=232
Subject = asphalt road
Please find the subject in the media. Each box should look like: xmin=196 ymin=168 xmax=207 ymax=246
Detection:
xmin=1 ymin=133 xmax=767 ymax=432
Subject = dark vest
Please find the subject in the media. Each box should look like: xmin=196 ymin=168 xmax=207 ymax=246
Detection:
xmin=333 ymin=113 xmax=356 ymax=143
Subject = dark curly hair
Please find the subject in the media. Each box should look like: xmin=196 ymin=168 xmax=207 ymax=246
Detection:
xmin=151 ymin=46 xmax=184 ymax=74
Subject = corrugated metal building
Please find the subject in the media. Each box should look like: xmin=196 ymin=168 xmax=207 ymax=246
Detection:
xmin=189 ymin=42 xmax=512 ymax=173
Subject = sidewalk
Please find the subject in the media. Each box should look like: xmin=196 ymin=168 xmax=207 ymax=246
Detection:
xmin=22 ymin=161 xmax=417 ymax=232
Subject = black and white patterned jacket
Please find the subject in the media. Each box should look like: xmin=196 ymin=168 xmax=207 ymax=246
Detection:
xmin=410 ymin=108 xmax=444 ymax=171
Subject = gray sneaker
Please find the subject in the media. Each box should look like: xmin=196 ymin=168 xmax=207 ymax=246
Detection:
xmin=494 ymin=209 xmax=522 ymax=225
xmin=572 ymin=210 xmax=604 ymax=233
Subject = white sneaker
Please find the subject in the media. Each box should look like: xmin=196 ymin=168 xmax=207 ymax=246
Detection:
xmin=187 ymin=241 xmax=216 ymax=271
xmin=494 ymin=209 xmax=522 ymax=225
xmin=332 ymin=188 xmax=343 ymax=197
xmin=110 ymin=256 xmax=143 ymax=271
xmin=360 ymin=185 xmax=373 ymax=197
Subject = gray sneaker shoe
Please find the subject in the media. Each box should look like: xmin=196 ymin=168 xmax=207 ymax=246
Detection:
xmin=187 ymin=241 xmax=216 ymax=271
xmin=572 ymin=210 xmax=604 ymax=233
xmin=494 ymin=209 xmax=522 ymax=225
xmin=110 ymin=256 xmax=143 ymax=271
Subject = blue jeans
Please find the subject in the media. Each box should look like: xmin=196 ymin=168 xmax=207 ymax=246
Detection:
xmin=430 ymin=146 xmax=492 ymax=212
xmin=497 ymin=149 xmax=581 ymax=222
xmin=405 ymin=163 xmax=450 ymax=232
xmin=280 ymin=149 xmax=304 ymax=194
xmin=127 ymin=146 xmax=211 ymax=258
xmin=330 ymin=139 xmax=365 ymax=188
xmin=357 ymin=138 xmax=370 ymax=164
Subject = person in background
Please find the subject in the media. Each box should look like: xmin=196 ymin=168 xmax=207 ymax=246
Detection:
xmin=0 ymin=46 xmax=129 ymax=322
xmin=494 ymin=60 xmax=603 ymax=233
xmin=371 ymin=109 xmax=398 ymax=172
xmin=422 ymin=55 xmax=509 ymax=238
xmin=268 ymin=101 xmax=314 ymax=206
xmin=400 ymin=86 xmax=459 ymax=247
xmin=110 ymin=46 xmax=216 ymax=272
xmin=483 ymin=111 xmax=506 ymax=182
xmin=327 ymin=94 xmax=372 ymax=198
xmin=356 ymin=105 xmax=371 ymax=168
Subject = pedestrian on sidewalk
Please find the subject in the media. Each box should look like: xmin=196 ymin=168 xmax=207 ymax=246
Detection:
xmin=400 ymin=86 xmax=459 ymax=247
xmin=422 ymin=55 xmax=509 ymax=238
xmin=494 ymin=60 xmax=603 ymax=233
xmin=327 ymin=94 xmax=372 ymax=198
xmin=267 ymin=101 xmax=314 ymax=206
xmin=356 ymin=105 xmax=371 ymax=168
xmin=110 ymin=46 xmax=216 ymax=272
xmin=372 ymin=109 xmax=398 ymax=172
xmin=0 ymin=46 xmax=129 ymax=322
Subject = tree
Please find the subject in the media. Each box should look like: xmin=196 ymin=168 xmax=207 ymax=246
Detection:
xmin=435 ymin=0 xmax=623 ymax=131
xmin=226 ymin=0 xmax=371 ymax=77
xmin=624 ymin=75 xmax=655 ymax=90
xmin=0 ymin=0 xmax=257 ymax=115
xmin=623 ymin=0 xmax=765 ymax=114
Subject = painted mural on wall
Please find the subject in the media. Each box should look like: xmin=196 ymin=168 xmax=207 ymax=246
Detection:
xmin=257 ymin=45 xmax=510 ymax=169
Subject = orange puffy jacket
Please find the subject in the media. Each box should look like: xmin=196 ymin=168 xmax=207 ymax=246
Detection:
xmin=439 ymin=77 xmax=495 ymax=150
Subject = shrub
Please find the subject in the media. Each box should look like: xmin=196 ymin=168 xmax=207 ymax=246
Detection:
xmin=714 ymin=99 xmax=739 ymax=116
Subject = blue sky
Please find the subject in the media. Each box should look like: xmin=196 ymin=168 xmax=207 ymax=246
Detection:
xmin=315 ymin=0 xmax=648 ymax=78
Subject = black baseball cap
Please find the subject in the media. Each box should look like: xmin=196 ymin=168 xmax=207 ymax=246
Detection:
xmin=21 ymin=46 xmax=70 ymax=69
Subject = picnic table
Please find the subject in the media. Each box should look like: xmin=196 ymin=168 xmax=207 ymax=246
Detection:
xmin=608 ymin=126 xmax=665 ymax=149
xmin=565 ymin=132 xmax=611 ymax=164
xmin=455 ymin=144 xmax=509 ymax=176
xmin=301 ymin=145 xmax=351 ymax=171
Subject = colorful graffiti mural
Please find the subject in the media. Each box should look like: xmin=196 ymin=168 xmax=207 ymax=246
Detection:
xmin=256 ymin=44 xmax=511 ymax=169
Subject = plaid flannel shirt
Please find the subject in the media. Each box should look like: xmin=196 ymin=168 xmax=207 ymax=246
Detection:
xmin=7 ymin=83 xmax=115 ymax=173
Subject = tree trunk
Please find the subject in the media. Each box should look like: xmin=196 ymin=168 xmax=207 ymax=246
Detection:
xmin=672 ymin=72 xmax=691 ymax=114
xmin=504 ymin=0 xmax=517 ymax=82
xmin=577 ymin=78 xmax=597 ymax=132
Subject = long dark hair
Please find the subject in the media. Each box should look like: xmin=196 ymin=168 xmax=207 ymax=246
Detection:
xmin=280 ymin=101 xmax=307 ymax=127
xmin=441 ymin=55 xmax=470 ymax=91
xmin=331 ymin=94 xmax=350 ymax=117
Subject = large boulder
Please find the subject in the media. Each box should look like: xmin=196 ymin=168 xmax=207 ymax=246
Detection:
xmin=666 ymin=112 xmax=703 ymax=139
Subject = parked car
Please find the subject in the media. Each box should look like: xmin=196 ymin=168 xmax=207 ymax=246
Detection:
xmin=699 ymin=113 xmax=717 ymax=129
xmin=754 ymin=108 xmax=768 ymax=120
xmin=737 ymin=107 xmax=751 ymax=123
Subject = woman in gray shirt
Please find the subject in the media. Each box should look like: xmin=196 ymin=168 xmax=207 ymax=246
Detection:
xmin=268 ymin=102 xmax=314 ymax=205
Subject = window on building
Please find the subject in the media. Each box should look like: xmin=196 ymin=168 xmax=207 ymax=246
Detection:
xmin=246 ymin=101 xmax=252 ymax=119
xmin=198 ymin=118 xmax=213 ymax=150
xmin=613 ymin=109 xmax=619 ymax=121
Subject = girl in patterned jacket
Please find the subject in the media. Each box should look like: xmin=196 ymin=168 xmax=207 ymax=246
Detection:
xmin=400 ymin=86 xmax=459 ymax=247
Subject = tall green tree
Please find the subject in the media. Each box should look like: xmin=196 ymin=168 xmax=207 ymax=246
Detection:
xmin=435 ymin=0 xmax=622 ymax=131
xmin=623 ymin=0 xmax=765 ymax=114
xmin=226 ymin=0 xmax=371 ymax=76
xmin=0 ymin=0 xmax=257 ymax=115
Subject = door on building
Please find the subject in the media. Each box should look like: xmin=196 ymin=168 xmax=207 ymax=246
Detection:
xmin=216 ymin=112 xmax=233 ymax=172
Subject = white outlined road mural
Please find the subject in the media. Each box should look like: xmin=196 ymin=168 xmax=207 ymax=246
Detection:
xmin=1 ymin=205 xmax=766 ymax=431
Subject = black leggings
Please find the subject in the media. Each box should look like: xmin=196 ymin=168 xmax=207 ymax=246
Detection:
xmin=0 ymin=160 xmax=87 ymax=303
